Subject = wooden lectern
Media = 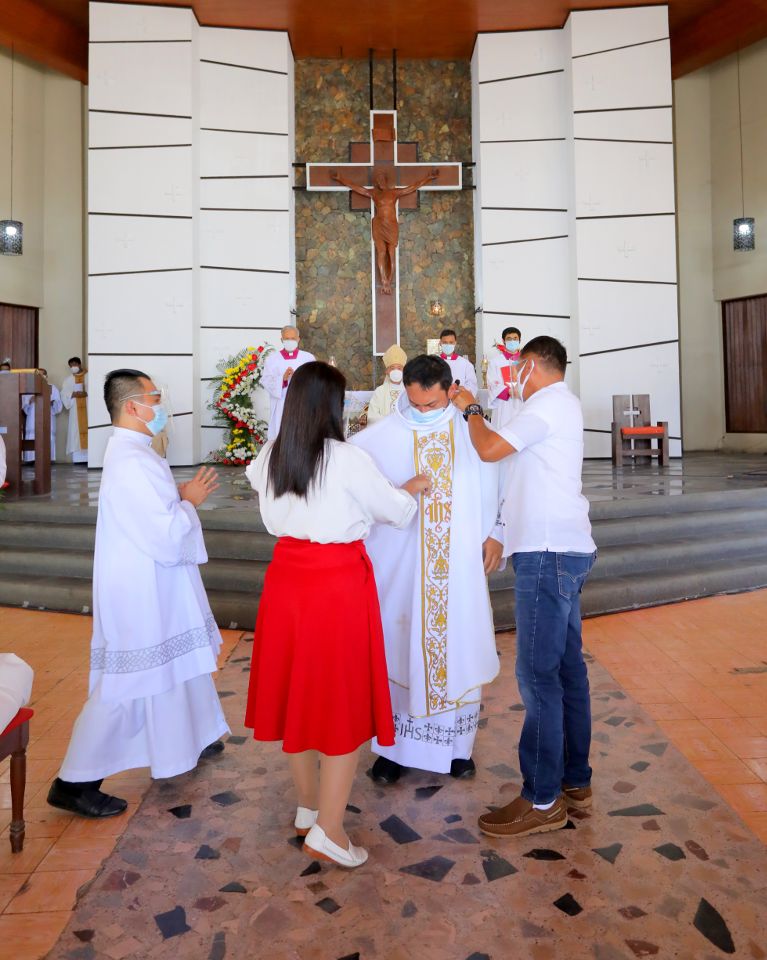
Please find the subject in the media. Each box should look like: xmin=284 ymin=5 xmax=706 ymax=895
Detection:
xmin=0 ymin=372 xmax=52 ymax=496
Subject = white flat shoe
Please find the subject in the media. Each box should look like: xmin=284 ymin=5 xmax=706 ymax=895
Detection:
xmin=294 ymin=806 xmax=318 ymax=837
xmin=303 ymin=823 xmax=368 ymax=868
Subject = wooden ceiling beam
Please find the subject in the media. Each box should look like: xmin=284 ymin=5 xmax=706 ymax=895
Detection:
xmin=0 ymin=0 xmax=87 ymax=83
xmin=671 ymin=0 xmax=767 ymax=77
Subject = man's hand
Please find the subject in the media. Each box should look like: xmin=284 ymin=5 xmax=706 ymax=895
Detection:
xmin=180 ymin=466 xmax=220 ymax=508
xmin=482 ymin=537 xmax=504 ymax=575
xmin=449 ymin=384 xmax=476 ymax=413
xmin=285 ymin=367 xmax=295 ymax=380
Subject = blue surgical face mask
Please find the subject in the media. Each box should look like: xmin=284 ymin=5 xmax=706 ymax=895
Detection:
xmin=134 ymin=401 xmax=169 ymax=436
xmin=409 ymin=406 xmax=446 ymax=425
xmin=505 ymin=339 xmax=520 ymax=352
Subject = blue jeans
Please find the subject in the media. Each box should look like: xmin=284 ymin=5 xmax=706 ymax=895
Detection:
xmin=513 ymin=550 xmax=597 ymax=805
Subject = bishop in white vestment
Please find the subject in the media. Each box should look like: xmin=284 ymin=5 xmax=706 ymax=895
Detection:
xmin=351 ymin=356 xmax=503 ymax=777
xmin=49 ymin=369 xmax=228 ymax=818
xmin=261 ymin=326 xmax=315 ymax=438
xmin=366 ymin=343 xmax=407 ymax=426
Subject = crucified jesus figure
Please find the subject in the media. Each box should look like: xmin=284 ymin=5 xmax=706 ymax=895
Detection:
xmin=330 ymin=167 xmax=439 ymax=294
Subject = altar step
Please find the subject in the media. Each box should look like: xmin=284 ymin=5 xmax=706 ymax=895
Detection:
xmin=1 ymin=488 xmax=767 ymax=630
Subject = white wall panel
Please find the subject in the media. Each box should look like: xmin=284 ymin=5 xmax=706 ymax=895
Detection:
xmin=89 ymin=113 xmax=193 ymax=148
xmin=480 ymin=209 xmax=568 ymax=245
xmin=479 ymin=140 xmax=569 ymax=209
xmin=89 ymin=43 xmax=193 ymax=116
xmin=87 ymin=354 xmax=195 ymax=427
xmin=200 ymin=210 xmax=289 ymax=272
xmin=89 ymin=216 xmax=193 ymax=275
xmin=575 ymin=215 xmax=677 ymax=283
xmin=89 ymin=147 xmax=194 ymax=216
xmin=483 ymin=237 xmax=570 ymax=316
xmin=200 ymin=62 xmax=289 ymax=134
xmin=200 ymin=177 xmax=290 ymax=210
xmin=578 ymin=281 xmax=679 ymax=356
xmin=200 ymin=27 xmax=290 ymax=73
xmin=90 ymin=2 xmax=193 ymax=42
xmin=200 ymin=269 xmax=291 ymax=328
xmin=199 ymin=328 xmax=282 ymax=379
xmin=569 ymin=6 xmax=668 ymax=57
xmin=200 ymin=130 xmax=290 ymax=177
xmin=573 ymin=141 xmax=675 ymax=217
xmin=475 ymin=30 xmax=565 ymax=82
xmin=571 ymin=40 xmax=672 ymax=112
xmin=89 ymin=271 xmax=194 ymax=354
xmin=574 ymin=107 xmax=672 ymax=143
xmin=164 ymin=414 xmax=196 ymax=466
xmin=479 ymin=72 xmax=567 ymax=141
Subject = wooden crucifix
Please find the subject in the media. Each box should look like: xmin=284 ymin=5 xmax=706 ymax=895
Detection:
xmin=306 ymin=110 xmax=462 ymax=355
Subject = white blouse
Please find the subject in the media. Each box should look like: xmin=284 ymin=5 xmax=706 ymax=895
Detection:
xmin=246 ymin=439 xmax=417 ymax=543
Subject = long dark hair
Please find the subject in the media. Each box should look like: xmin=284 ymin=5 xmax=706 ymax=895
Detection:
xmin=267 ymin=361 xmax=346 ymax=498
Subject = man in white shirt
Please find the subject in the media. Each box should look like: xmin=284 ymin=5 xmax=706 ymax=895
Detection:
xmin=451 ymin=336 xmax=597 ymax=839
xmin=437 ymin=328 xmax=478 ymax=395
xmin=366 ymin=344 xmax=407 ymax=425
xmin=61 ymin=356 xmax=88 ymax=464
xmin=261 ymin=326 xmax=315 ymax=439
xmin=352 ymin=355 xmax=504 ymax=781
xmin=48 ymin=368 xmax=228 ymax=818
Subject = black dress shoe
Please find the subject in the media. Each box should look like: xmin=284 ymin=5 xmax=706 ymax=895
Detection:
xmin=370 ymin=756 xmax=404 ymax=784
xmin=47 ymin=778 xmax=127 ymax=819
xmin=450 ymin=757 xmax=476 ymax=779
xmin=199 ymin=740 xmax=225 ymax=760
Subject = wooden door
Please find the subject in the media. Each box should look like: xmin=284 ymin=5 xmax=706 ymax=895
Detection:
xmin=723 ymin=294 xmax=767 ymax=433
xmin=0 ymin=303 xmax=38 ymax=369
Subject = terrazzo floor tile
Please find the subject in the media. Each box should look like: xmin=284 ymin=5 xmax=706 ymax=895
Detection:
xmin=41 ymin=630 xmax=767 ymax=960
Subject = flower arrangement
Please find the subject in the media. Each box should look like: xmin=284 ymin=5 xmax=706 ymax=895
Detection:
xmin=207 ymin=345 xmax=272 ymax=465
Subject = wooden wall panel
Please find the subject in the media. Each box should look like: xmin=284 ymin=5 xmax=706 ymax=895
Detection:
xmin=0 ymin=303 xmax=39 ymax=370
xmin=723 ymin=294 xmax=767 ymax=434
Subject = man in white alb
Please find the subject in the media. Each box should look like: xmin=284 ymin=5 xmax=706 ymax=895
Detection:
xmin=48 ymin=368 xmax=229 ymax=818
xmin=22 ymin=369 xmax=63 ymax=462
xmin=366 ymin=344 xmax=407 ymax=425
xmin=352 ymin=355 xmax=503 ymax=781
xmin=437 ymin=328 xmax=478 ymax=395
xmin=61 ymin=356 xmax=88 ymax=464
xmin=487 ymin=326 xmax=523 ymax=431
xmin=261 ymin=326 xmax=315 ymax=439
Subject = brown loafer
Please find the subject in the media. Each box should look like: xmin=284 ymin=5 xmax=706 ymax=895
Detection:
xmin=562 ymin=783 xmax=592 ymax=810
xmin=478 ymin=794 xmax=567 ymax=838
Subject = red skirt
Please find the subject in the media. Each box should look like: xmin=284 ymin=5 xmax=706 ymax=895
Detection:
xmin=244 ymin=537 xmax=395 ymax=755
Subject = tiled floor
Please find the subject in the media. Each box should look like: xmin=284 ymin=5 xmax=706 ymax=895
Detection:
xmin=0 ymin=594 xmax=766 ymax=958
xmin=0 ymin=608 xmax=243 ymax=960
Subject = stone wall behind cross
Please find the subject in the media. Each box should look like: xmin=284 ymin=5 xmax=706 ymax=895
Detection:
xmin=295 ymin=59 xmax=474 ymax=390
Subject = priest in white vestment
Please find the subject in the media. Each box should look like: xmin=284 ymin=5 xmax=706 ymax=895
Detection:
xmin=351 ymin=355 xmax=503 ymax=780
xmin=436 ymin=328 xmax=478 ymax=395
xmin=487 ymin=327 xmax=523 ymax=431
xmin=61 ymin=356 xmax=88 ymax=464
xmin=48 ymin=368 xmax=228 ymax=818
xmin=261 ymin=326 xmax=315 ymax=439
xmin=366 ymin=344 xmax=407 ymax=426
xmin=22 ymin=370 xmax=63 ymax=461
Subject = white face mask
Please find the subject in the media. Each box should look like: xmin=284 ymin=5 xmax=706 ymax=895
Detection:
xmin=441 ymin=343 xmax=456 ymax=356
xmin=513 ymin=360 xmax=535 ymax=401
xmin=388 ymin=369 xmax=403 ymax=384
xmin=70 ymin=365 xmax=81 ymax=373
xmin=282 ymin=340 xmax=298 ymax=353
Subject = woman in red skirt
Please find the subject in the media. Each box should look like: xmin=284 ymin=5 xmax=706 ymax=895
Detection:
xmin=245 ymin=361 xmax=429 ymax=869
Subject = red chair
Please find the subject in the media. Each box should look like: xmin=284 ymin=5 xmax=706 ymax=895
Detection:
xmin=611 ymin=393 xmax=669 ymax=467
xmin=0 ymin=707 xmax=33 ymax=852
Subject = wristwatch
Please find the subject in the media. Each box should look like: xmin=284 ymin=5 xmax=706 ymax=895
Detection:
xmin=463 ymin=403 xmax=484 ymax=421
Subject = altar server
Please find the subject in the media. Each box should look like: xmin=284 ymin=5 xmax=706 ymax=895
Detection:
xmin=487 ymin=327 xmax=523 ymax=430
xmin=61 ymin=356 xmax=88 ymax=464
xmin=261 ymin=326 xmax=315 ymax=439
xmin=366 ymin=344 xmax=407 ymax=425
xmin=48 ymin=368 xmax=228 ymax=818
xmin=22 ymin=370 xmax=63 ymax=461
xmin=437 ymin=329 xmax=478 ymax=395
xmin=351 ymin=355 xmax=503 ymax=781
xmin=246 ymin=361 xmax=428 ymax=869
